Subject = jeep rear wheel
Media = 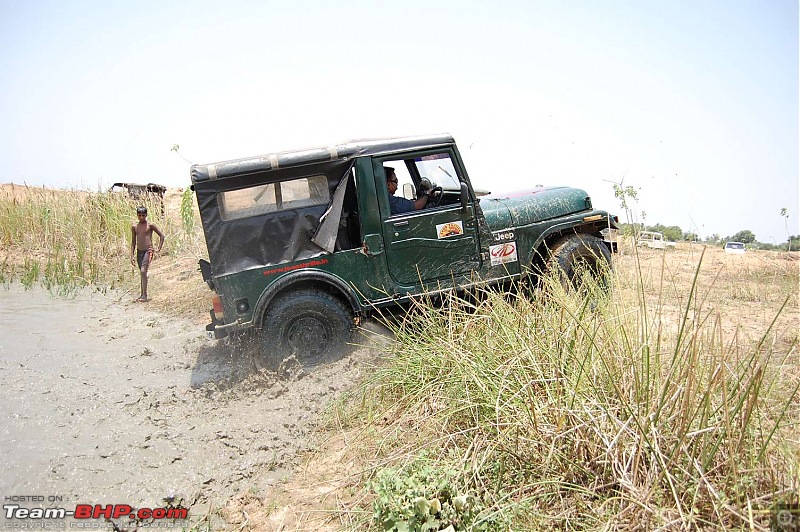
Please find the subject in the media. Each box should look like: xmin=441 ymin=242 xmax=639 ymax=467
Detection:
xmin=261 ymin=289 xmax=353 ymax=369
xmin=548 ymin=234 xmax=612 ymax=291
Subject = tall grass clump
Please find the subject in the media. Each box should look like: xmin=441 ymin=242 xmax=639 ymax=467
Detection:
xmin=352 ymin=253 xmax=798 ymax=530
xmin=0 ymin=184 xmax=199 ymax=294
xmin=180 ymin=187 xmax=196 ymax=241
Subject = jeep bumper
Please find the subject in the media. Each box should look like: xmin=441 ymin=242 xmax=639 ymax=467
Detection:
xmin=205 ymin=309 xmax=255 ymax=340
xmin=206 ymin=309 xmax=229 ymax=339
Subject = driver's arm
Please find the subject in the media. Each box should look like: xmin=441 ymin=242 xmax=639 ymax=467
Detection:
xmin=412 ymin=192 xmax=430 ymax=210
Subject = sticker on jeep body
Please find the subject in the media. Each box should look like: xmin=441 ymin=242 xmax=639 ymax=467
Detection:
xmin=436 ymin=221 xmax=463 ymax=239
xmin=492 ymin=230 xmax=516 ymax=243
xmin=262 ymin=258 xmax=329 ymax=276
xmin=489 ymin=241 xmax=518 ymax=266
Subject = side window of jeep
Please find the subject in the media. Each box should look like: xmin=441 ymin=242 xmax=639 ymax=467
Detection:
xmin=218 ymin=175 xmax=330 ymax=221
xmin=381 ymin=151 xmax=462 ymax=217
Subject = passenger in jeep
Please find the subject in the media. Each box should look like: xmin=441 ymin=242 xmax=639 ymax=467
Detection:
xmin=385 ymin=166 xmax=435 ymax=215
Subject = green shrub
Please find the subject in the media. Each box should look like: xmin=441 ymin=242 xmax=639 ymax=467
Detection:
xmin=371 ymin=453 xmax=512 ymax=531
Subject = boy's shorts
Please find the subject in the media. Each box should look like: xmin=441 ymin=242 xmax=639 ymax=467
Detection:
xmin=136 ymin=248 xmax=153 ymax=269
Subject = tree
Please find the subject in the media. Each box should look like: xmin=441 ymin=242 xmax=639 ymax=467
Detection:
xmin=619 ymin=223 xmax=643 ymax=237
xmin=612 ymin=182 xmax=639 ymax=211
xmin=683 ymin=232 xmax=699 ymax=242
xmin=729 ymin=230 xmax=756 ymax=244
xmin=705 ymin=233 xmax=721 ymax=244
xmin=753 ymin=242 xmax=777 ymax=251
xmin=647 ymin=224 xmax=683 ymax=242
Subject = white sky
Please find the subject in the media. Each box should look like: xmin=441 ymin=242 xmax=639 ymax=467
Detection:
xmin=1 ymin=0 xmax=797 ymax=242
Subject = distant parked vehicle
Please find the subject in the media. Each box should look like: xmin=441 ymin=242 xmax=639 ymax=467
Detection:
xmin=110 ymin=182 xmax=167 ymax=214
xmin=637 ymin=231 xmax=677 ymax=250
xmin=111 ymin=182 xmax=166 ymax=200
xmin=724 ymin=241 xmax=746 ymax=254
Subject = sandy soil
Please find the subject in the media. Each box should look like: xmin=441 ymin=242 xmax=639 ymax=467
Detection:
xmin=0 ymin=284 xmax=383 ymax=528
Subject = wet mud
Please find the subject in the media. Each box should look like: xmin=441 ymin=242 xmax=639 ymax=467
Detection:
xmin=0 ymin=284 xmax=381 ymax=520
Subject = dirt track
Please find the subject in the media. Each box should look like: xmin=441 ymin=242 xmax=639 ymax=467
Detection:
xmin=0 ymin=284 xmax=380 ymax=525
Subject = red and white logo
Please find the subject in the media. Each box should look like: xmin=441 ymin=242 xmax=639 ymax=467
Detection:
xmin=489 ymin=241 xmax=518 ymax=266
xmin=4 ymin=502 xmax=188 ymax=521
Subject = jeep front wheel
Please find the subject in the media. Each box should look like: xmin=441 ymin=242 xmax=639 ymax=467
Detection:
xmin=548 ymin=234 xmax=612 ymax=291
xmin=261 ymin=289 xmax=353 ymax=368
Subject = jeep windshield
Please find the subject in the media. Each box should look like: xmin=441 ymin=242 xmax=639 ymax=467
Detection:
xmin=416 ymin=154 xmax=460 ymax=190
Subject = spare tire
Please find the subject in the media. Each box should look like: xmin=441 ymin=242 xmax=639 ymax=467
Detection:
xmin=261 ymin=289 xmax=353 ymax=369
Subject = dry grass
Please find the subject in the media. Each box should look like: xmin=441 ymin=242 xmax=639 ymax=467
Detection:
xmin=617 ymin=244 xmax=799 ymax=352
xmin=0 ymin=182 xmax=210 ymax=322
xmin=248 ymin=244 xmax=799 ymax=531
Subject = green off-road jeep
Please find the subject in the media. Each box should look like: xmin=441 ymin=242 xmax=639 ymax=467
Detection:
xmin=192 ymin=134 xmax=618 ymax=366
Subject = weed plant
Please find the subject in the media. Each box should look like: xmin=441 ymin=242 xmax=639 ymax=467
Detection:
xmin=351 ymin=252 xmax=799 ymax=530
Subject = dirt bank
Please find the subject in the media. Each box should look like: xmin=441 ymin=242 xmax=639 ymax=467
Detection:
xmin=0 ymin=284 xmax=381 ymax=527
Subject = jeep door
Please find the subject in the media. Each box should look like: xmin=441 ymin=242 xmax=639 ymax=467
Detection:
xmin=375 ymin=152 xmax=482 ymax=286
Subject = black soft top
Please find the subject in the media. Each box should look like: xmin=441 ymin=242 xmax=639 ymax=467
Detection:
xmin=190 ymin=134 xmax=454 ymax=183
xmin=192 ymin=134 xmax=456 ymax=277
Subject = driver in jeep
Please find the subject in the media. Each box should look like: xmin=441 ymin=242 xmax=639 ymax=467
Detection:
xmin=385 ymin=166 xmax=440 ymax=215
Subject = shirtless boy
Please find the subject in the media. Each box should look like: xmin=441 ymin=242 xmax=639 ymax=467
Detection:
xmin=130 ymin=206 xmax=165 ymax=302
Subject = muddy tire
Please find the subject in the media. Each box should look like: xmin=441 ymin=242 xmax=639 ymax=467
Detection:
xmin=548 ymin=234 xmax=612 ymax=291
xmin=261 ymin=289 xmax=353 ymax=369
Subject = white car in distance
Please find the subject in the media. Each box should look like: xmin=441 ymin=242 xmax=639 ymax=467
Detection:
xmin=724 ymin=241 xmax=746 ymax=254
xmin=637 ymin=231 xmax=677 ymax=250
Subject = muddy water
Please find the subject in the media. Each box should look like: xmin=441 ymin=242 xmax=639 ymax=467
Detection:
xmin=0 ymin=284 xmax=379 ymax=518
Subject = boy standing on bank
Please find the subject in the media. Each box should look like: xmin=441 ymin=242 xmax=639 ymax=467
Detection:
xmin=130 ymin=206 xmax=165 ymax=302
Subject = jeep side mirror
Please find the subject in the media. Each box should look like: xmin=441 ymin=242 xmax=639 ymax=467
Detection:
xmin=460 ymin=182 xmax=470 ymax=211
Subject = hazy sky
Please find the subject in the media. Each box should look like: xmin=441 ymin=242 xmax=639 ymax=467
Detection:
xmin=1 ymin=0 xmax=797 ymax=242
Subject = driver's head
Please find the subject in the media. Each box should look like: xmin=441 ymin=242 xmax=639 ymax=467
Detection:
xmin=384 ymin=166 xmax=398 ymax=195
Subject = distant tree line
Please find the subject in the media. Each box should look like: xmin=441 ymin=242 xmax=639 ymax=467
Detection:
xmin=619 ymin=224 xmax=797 ymax=251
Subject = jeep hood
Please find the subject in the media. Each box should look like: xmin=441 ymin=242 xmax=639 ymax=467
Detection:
xmin=479 ymin=186 xmax=592 ymax=229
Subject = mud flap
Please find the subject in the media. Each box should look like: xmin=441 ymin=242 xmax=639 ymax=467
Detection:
xmin=206 ymin=310 xmax=228 ymax=340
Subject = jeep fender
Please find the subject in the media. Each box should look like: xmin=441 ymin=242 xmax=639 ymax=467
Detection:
xmin=252 ymin=269 xmax=360 ymax=329
xmin=528 ymin=218 xmax=611 ymax=269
